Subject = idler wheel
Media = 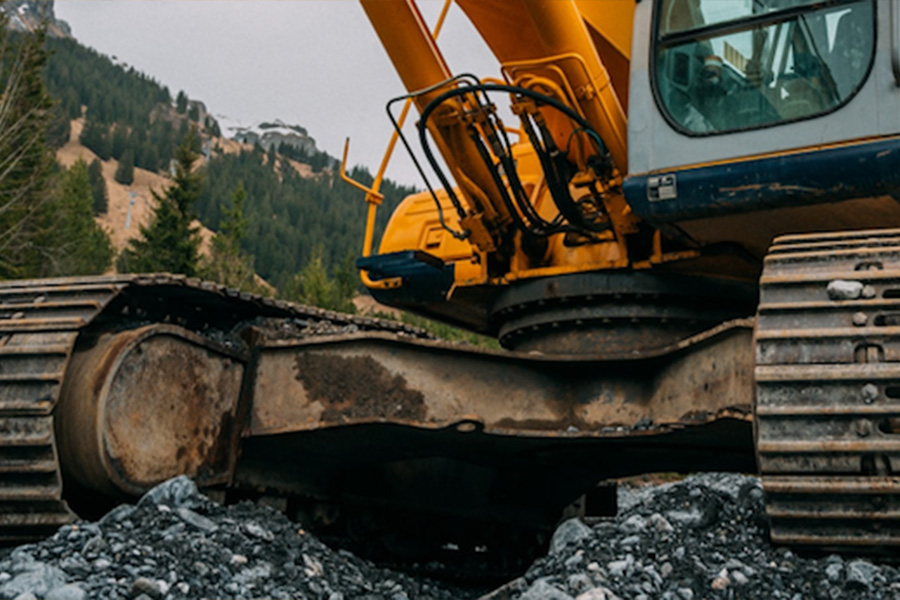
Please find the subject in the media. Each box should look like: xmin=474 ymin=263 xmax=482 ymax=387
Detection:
xmin=55 ymin=325 xmax=245 ymax=498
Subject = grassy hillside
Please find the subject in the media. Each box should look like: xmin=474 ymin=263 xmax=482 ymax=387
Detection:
xmin=41 ymin=31 xmax=415 ymax=290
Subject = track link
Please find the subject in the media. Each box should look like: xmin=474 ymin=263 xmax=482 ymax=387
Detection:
xmin=0 ymin=274 xmax=428 ymax=544
xmin=757 ymin=228 xmax=900 ymax=550
xmin=0 ymin=278 xmax=126 ymax=542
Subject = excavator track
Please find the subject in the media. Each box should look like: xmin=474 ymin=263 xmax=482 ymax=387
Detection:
xmin=757 ymin=228 xmax=900 ymax=551
xmin=0 ymin=278 xmax=125 ymax=542
xmin=0 ymin=274 xmax=426 ymax=544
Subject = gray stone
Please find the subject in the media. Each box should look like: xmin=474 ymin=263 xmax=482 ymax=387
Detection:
xmin=478 ymin=577 xmax=528 ymax=600
xmin=567 ymin=573 xmax=593 ymax=595
xmin=564 ymin=550 xmax=584 ymax=568
xmin=137 ymin=476 xmax=204 ymax=509
xmin=827 ymin=280 xmax=863 ymax=300
xmin=621 ymin=515 xmax=646 ymax=533
xmin=619 ymin=535 xmax=641 ymax=547
xmin=11 ymin=593 xmax=37 ymax=600
xmin=80 ymin=535 xmax=106 ymax=556
xmin=648 ymin=513 xmax=674 ymax=533
xmin=45 ymin=583 xmax=87 ymax=600
xmin=825 ymin=563 xmax=843 ymax=583
xmin=174 ymin=507 xmax=218 ymax=533
xmin=644 ymin=565 xmax=663 ymax=586
xmin=303 ymin=554 xmax=324 ymax=577
xmin=676 ymin=588 xmax=694 ymax=600
xmin=519 ymin=579 xmax=575 ymax=600
xmin=731 ymin=571 xmax=749 ymax=586
xmin=234 ymin=563 xmax=273 ymax=585
xmin=129 ymin=577 xmax=163 ymax=599
xmin=666 ymin=510 xmax=702 ymax=527
xmin=575 ymin=589 xmax=610 ymax=600
xmin=99 ymin=504 xmax=136 ymax=526
xmin=846 ymin=560 xmax=880 ymax=589
xmin=0 ymin=563 xmax=66 ymax=598
xmin=660 ymin=562 xmax=674 ymax=578
xmin=550 ymin=518 xmax=593 ymax=555
xmin=244 ymin=521 xmax=274 ymax=541
xmin=607 ymin=557 xmax=631 ymax=578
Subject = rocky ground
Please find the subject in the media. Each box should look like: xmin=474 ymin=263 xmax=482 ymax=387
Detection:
xmin=1 ymin=473 xmax=897 ymax=599
xmin=490 ymin=473 xmax=898 ymax=600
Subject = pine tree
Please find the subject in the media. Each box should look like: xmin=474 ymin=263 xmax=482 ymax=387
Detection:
xmin=120 ymin=129 xmax=202 ymax=275
xmin=79 ymin=118 xmax=110 ymax=159
xmin=176 ymin=90 xmax=188 ymax=114
xmin=46 ymin=103 xmax=70 ymax=148
xmin=87 ymin=158 xmax=107 ymax=214
xmin=114 ymin=148 xmax=135 ymax=185
xmin=199 ymin=182 xmax=266 ymax=293
xmin=110 ymin=122 xmax=129 ymax=159
xmin=45 ymin=159 xmax=113 ymax=276
xmin=282 ymin=245 xmax=356 ymax=313
xmin=0 ymin=22 xmax=57 ymax=278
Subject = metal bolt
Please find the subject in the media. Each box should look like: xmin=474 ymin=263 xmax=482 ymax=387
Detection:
xmin=862 ymin=383 xmax=879 ymax=404
xmin=852 ymin=312 xmax=868 ymax=327
xmin=856 ymin=420 xmax=872 ymax=437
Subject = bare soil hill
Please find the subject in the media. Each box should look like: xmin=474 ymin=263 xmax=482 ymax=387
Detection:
xmin=56 ymin=118 xmax=214 ymax=255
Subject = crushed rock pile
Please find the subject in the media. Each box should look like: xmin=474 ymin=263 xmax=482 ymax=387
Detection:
xmin=484 ymin=473 xmax=899 ymax=600
xmin=0 ymin=477 xmax=465 ymax=600
xmin=4 ymin=473 xmax=899 ymax=600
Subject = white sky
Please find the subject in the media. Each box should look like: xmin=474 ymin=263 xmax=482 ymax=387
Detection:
xmin=54 ymin=0 xmax=502 ymax=187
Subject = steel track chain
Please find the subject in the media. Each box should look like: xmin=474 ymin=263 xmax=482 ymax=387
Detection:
xmin=757 ymin=228 xmax=900 ymax=550
xmin=0 ymin=274 xmax=428 ymax=543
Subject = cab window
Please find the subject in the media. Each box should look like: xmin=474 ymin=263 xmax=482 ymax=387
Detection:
xmin=655 ymin=0 xmax=875 ymax=134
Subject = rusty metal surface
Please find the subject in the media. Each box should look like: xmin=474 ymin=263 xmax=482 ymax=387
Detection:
xmin=0 ymin=273 xmax=429 ymax=543
xmin=250 ymin=318 xmax=755 ymax=438
xmin=0 ymin=278 xmax=125 ymax=542
xmin=757 ymin=228 xmax=900 ymax=550
xmin=56 ymin=325 xmax=245 ymax=497
xmin=237 ymin=318 xmax=756 ymax=545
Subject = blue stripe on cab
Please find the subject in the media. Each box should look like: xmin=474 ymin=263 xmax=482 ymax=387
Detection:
xmin=623 ymin=137 xmax=900 ymax=223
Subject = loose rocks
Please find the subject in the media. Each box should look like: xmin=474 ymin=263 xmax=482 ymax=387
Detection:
xmin=488 ymin=473 xmax=900 ymax=600
xmin=9 ymin=473 xmax=900 ymax=599
xmin=0 ymin=477 xmax=462 ymax=600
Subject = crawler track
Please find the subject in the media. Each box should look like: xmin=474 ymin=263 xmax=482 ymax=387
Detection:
xmin=0 ymin=274 xmax=426 ymax=544
xmin=756 ymin=228 xmax=900 ymax=550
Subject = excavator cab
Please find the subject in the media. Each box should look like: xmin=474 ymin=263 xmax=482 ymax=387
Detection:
xmin=626 ymin=0 xmax=897 ymax=255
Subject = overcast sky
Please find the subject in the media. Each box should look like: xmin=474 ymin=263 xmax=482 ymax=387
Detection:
xmin=54 ymin=1 xmax=501 ymax=187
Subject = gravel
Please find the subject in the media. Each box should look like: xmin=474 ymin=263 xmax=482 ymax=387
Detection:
xmin=485 ymin=473 xmax=900 ymax=600
xmin=4 ymin=473 xmax=900 ymax=599
xmin=0 ymin=477 xmax=465 ymax=600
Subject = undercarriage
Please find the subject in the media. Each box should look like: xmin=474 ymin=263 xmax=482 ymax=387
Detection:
xmin=2 ymin=229 xmax=900 ymax=573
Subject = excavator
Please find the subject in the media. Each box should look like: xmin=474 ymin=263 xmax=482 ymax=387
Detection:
xmin=2 ymin=0 xmax=899 ymax=577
